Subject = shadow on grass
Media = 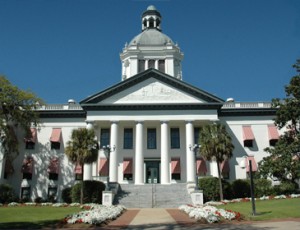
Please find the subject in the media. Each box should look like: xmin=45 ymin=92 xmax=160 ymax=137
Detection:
xmin=0 ymin=219 xmax=62 ymax=229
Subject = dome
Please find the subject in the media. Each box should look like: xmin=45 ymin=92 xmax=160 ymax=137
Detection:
xmin=129 ymin=29 xmax=174 ymax=46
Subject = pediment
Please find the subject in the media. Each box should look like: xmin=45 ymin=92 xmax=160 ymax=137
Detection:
xmin=101 ymin=78 xmax=205 ymax=104
xmin=80 ymin=69 xmax=224 ymax=106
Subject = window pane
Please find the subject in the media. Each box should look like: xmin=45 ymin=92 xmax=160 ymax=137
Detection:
xmin=138 ymin=60 xmax=145 ymax=73
xmin=194 ymin=127 xmax=200 ymax=144
xmin=171 ymin=128 xmax=180 ymax=149
xmin=148 ymin=60 xmax=155 ymax=69
xmin=147 ymin=128 xmax=156 ymax=149
xmin=124 ymin=128 xmax=133 ymax=149
xmin=100 ymin=129 xmax=110 ymax=147
xmin=158 ymin=60 xmax=165 ymax=72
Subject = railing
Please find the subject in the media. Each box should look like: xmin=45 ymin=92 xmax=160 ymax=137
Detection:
xmin=36 ymin=104 xmax=83 ymax=110
xmin=222 ymin=102 xmax=272 ymax=109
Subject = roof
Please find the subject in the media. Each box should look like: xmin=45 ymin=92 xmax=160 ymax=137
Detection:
xmin=129 ymin=29 xmax=174 ymax=46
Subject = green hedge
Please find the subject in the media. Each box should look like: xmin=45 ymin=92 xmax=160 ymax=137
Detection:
xmin=0 ymin=183 xmax=17 ymax=203
xmin=199 ymin=177 xmax=232 ymax=202
xmin=71 ymin=180 xmax=106 ymax=204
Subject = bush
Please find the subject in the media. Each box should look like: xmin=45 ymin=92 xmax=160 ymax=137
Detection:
xmin=34 ymin=196 xmax=44 ymax=203
xmin=61 ymin=187 xmax=72 ymax=203
xmin=0 ymin=183 xmax=17 ymax=203
xmin=274 ymin=181 xmax=298 ymax=195
xmin=71 ymin=180 xmax=106 ymax=204
xmin=254 ymin=178 xmax=273 ymax=197
xmin=199 ymin=177 xmax=232 ymax=202
xmin=231 ymin=179 xmax=250 ymax=198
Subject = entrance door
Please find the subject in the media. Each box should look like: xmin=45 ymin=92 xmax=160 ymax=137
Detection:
xmin=146 ymin=161 xmax=160 ymax=184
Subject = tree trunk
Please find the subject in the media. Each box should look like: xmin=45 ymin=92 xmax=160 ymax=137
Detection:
xmin=217 ymin=161 xmax=223 ymax=201
xmin=80 ymin=163 xmax=84 ymax=204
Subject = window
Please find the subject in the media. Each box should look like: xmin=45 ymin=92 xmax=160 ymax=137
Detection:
xmin=50 ymin=128 xmax=61 ymax=150
xmin=48 ymin=187 xmax=57 ymax=202
xmin=51 ymin=142 xmax=60 ymax=150
xmin=147 ymin=128 xmax=156 ymax=149
xmin=23 ymin=173 xmax=32 ymax=180
xmin=138 ymin=60 xmax=145 ymax=73
xmin=148 ymin=60 xmax=155 ymax=69
xmin=158 ymin=60 xmax=165 ymax=72
xmin=49 ymin=173 xmax=58 ymax=180
xmin=171 ymin=128 xmax=180 ymax=149
xmin=123 ymin=158 xmax=133 ymax=181
xmin=100 ymin=129 xmax=110 ymax=147
xmin=75 ymin=173 xmax=83 ymax=181
xmin=171 ymin=158 xmax=181 ymax=180
xmin=242 ymin=126 xmax=254 ymax=148
xmin=194 ymin=127 xmax=200 ymax=145
xmin=21 ymin=187 xmax=31 ymax=201
xmin=25 ymin=141 xmax=35 ymax=149
xmin=124 ymin=128 xmax=133 ymax=149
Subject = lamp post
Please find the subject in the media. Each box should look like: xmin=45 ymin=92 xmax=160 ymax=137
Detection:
xmin=240 ymin=156 xmax=256 ymax=216
xmin=103 ymin=145 xmax=115 ymax=191
xmin=189 ymin=144 xmax=201 ymax=190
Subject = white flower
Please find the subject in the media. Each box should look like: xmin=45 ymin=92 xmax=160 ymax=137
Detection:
xmin=8 ymin=202 xmax=19 ymax=206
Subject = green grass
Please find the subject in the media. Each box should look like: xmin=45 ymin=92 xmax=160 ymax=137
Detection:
xmin=219 ymin=198 xmax=300 ymax=221
xmin=0 ymin=206 xmax=81 ymax=229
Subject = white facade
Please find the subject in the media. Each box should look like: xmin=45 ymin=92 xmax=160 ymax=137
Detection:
xmin=0 ymin=6 xmax=281 ymax=202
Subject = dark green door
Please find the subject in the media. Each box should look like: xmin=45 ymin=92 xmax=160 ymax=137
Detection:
xmin=146 ymin=161 xmax=160 ymax=184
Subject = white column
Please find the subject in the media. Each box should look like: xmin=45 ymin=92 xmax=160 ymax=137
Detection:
xmin=145 ymin=59 xmax=149 ymax=70
xmin=135 ymin=121 xmax=144 ymax=184
xmin=155 ymin=59 xmax=159 ymax=70
xmin=161 ymin=121 xmax=170 ymax=184
xmin=84 ymin=120 xmax=94 ymax=181
xmin=186 ymin=121 xmax=195 ymax=182
xmin=110 ymin=121 xmax=119 ymax=182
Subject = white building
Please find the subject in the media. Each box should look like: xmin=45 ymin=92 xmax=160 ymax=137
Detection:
xmin=0 ymin=6 xmax=281 ymax=203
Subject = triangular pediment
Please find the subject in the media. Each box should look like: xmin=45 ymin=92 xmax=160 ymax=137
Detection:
xmin=101 ymin=78 xmax=205 ymax=104
xmin=80 ymin=69 xmax=224 ymax=106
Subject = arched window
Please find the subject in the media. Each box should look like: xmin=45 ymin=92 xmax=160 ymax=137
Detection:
xmin=148 ymin=60 xmax=155 ymax=69
xmin=138 ymin=60 xmax=145 ymax=73
xmin=158 ymin=60 xmax=165 ymax=72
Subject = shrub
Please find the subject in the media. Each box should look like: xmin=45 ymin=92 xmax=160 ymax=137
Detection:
xmin=231 ymin=179 xmax=250 ymax=198
xmin=199 ymin=177 xmax=232 ymax=202
xmin=71 ymin=180 xmax=106 ymax=204
xmin=254 ymin=178 xmax=273 ymax=197
xmin=0 ymin=183 xmax=17 ymax=203
xmin=61 ymin=187 xmax=72 ymax=203
xmin=34 ymin=196 xmax=43 ymax=203
xmin=274 ymin=181 xmax=298 ymax=195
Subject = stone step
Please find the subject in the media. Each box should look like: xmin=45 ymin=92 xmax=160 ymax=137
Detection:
xmin=114 ymin=183 xmax=192 ymax=208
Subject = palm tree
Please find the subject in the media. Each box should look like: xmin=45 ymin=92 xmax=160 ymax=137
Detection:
xmin=199 ymin=123 xmax=234 ymax=201
xmin=65 ymin=128 xmax=99 ymax=204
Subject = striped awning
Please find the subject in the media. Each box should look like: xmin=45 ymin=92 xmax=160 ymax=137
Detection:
xmin=242 ymin=126 xmax=255 ymax=141
xmin=50 ymin=128 xmax=61 ymax=142
xmin=21 ymin=156 xmax=33 ymax=174
xmin=196 ymin=157 xmax=207 ymax=175
xmin=220 ymin=160 xmax=230 ymax=173
xmin=99 ymin=158 xmax=108 ymax=176
xmin=268 ymin=125 xmax=279 ymax=140
xmin=48 ymin=157 xmax=59 ymax=174
xmin=123 ymin=158 xmax=133 ymax=174
xmin=24 ymin=128 xmax=37 ymax=143
xmin=246 ymin=156 xmax=257 ymax=172
xmin=171 ymin=158 xmax=181 ymax=174
xmin=74 ymin=164 xmax=82 ymax=174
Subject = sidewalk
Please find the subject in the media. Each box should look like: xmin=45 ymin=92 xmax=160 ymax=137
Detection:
xmin=105 ymin=208 xmax=300 ymax=230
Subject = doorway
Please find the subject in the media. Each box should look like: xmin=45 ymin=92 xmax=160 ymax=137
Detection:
xmin=145 ymin=160 xmax=160 ymax=184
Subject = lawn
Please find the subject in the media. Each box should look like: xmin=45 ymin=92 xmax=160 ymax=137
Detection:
xmin=0 ymin=206 xmax=81 ymax=229
xmin=219 ymin=198 xmax=300 ymax=221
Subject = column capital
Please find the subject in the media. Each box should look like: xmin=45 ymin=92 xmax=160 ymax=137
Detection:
xmin=160 ymin=120 xmax=169 ymax=124
xmin=110 ymin=120 xmax=119 ymax=124
xmin=185 ymin=120 xmax=194 ymax=124
xmin=86 ymin=120 xmax=94 ymax=130
xmin=135 ymin=120 xmax=144 ymax=124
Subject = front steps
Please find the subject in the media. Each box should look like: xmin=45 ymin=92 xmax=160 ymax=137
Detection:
xmin=114 ymin=183 xmax=192 ymax=208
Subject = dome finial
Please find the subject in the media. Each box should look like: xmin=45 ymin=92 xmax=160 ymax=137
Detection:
xmin=147 ymin=5 xmax=156 ymax=11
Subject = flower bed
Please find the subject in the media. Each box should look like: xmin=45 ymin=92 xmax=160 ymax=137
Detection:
xmin=64 ymin=204 xmax=126 ymax=225
xmin=179 ymin=204 xmax=240 ymax=223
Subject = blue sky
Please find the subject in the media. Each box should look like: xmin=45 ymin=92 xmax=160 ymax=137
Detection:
xmin=0 ymin=0 xmax=299 ymax=103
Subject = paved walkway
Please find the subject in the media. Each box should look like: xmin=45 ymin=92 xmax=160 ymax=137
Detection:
xmin=104 ymin=208 xmax=300 ymax=230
